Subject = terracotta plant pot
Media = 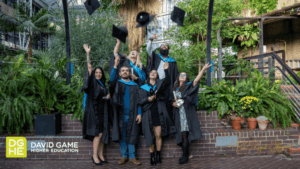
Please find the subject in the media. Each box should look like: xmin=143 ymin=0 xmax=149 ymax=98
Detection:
xmin=258 ymin=121 xmax=268 ymax=130
xmin=232 ymin=118 xmax=243 ymax=130
xmin=247 ymin=118 xmax=257 ymax=129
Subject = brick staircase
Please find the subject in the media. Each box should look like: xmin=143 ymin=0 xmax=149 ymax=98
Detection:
xmin=1 ymin=111 xmax=300 ymax=161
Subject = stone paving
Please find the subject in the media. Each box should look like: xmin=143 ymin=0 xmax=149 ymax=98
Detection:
xmin=1 ymin=154 xmax=300 ymax=169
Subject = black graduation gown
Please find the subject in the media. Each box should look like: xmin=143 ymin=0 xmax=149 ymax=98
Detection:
xmin=138 ymin=70 xmax=176 ymax=147
xmin=147 ymin=52 xmax=179 ymax=101
xmin=172 ymin=81 xmax=202 ymax=146
xmin=108 ymin=78 xmax=141 ymax=145
xmin=78 ymin=70 xmax=110 ymax=144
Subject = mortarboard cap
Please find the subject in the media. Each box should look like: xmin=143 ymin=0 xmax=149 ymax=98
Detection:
xmin=112 ymin=25 xmax=128 ymax=43
xmin=171 ymin=6 xmax=185 ymax=26
xmin=84 ymin=0 xmax=100 ymax=16
xmin=136 ymin=12 xmax=156 ymax=28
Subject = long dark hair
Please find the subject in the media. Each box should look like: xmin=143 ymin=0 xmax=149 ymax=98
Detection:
xmin=173 ymin=72 xmax=190 ymax=92
xmin=94 ymin=66 xmax=106 ymax=87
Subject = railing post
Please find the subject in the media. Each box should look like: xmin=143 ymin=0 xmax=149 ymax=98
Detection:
xmin=268 ymin=57 xmax=275 ymax=82
xmin=217 ymin=24 xmax=223 ymax=82
xmin=258 ymin=18 xmax=265 ymax=74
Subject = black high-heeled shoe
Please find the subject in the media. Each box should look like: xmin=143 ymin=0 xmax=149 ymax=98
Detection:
xmin=91 ymin=155 xmax=102 ymax=165
xmin=98 ymin=155 xmax=108 ymax=164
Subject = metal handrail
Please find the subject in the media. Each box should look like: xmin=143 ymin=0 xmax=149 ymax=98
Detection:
xmin=276 ymin=66 xmax=300 ymax=94
xmin=243 ymin=51 xmax=300 ymax=85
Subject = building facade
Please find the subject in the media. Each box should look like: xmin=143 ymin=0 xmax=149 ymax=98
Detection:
xmin=0 ymin=0 xmax=49 ymax=51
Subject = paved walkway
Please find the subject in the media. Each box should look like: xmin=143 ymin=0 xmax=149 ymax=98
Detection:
xmin=1 ymin=154 xmax=300 ymax=169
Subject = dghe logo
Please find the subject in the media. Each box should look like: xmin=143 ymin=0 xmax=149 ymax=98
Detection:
xmin=6 ymin=137 xmax=27 ymax=158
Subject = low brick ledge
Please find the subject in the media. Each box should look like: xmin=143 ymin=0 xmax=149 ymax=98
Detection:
xmin=1 ymin=111 xmax=300 ymax=161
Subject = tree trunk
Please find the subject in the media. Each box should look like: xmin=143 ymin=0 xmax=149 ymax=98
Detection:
xmin=28 ymin=36 xmax=32 ymax=64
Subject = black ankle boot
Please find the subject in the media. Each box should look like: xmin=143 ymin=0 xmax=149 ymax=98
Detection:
xmin=179 ymin=144 xmax=189 ymax=164
xmin=150 ymin=152 xmax=156 ymax=165
xmin=156 ymin=151 xmax=162 ymax=164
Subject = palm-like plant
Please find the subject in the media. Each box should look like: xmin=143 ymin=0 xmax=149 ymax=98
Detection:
xmin=0 ymin=3 xmax=55 ymax=63
xmin=0 ymin=55 xmax=39 ymax=134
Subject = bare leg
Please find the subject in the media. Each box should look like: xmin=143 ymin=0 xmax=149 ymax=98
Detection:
xmin=149 ymin=144 xmax=155 ymax=153
xmin=97 ymin=133 xmax=105 ymax=161
xmin=93 ymin=134 xmax=101 ymax=163
xmin=154 ymin=126 xmax=162 ymax=151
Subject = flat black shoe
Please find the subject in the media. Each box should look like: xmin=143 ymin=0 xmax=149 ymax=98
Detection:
xmin=98 ymin=155 xmax=108 ymax=164
xmin=91 ymin=156 xmax=102 ymax=165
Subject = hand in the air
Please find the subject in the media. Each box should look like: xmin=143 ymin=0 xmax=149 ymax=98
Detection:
xmin=115 ymin=38 xmax=120 ymax=43
xmin=136 ymin=115 xmax=142 ymax=124
xmin=201 ymin=63 xmax=212 ymax=71
xmin=151 ymin=34 xmax=159 ymax=40
xmin=106 ymin=94 xmax=110 ymax=100
xmin=83 ymin=44 xmax=91 ymax=54
xmin=114 ymin=55 xmax=120 ymax=68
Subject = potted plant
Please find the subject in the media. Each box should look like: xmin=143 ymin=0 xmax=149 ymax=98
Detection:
xmin=239 ymin=96 xmax=260 ymax=129
xmin=0 ymin=54 xmax=38 ymax=135
xmin=230 ymin=113 xmax=244 ymax=130
xmin=256 ymin=115 xmax=269 ymax=130
xmin=25 ymin=57 xmax=68 ymax=135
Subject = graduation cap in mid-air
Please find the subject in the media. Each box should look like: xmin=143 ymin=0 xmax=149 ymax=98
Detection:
xmin=84 ymin=0 xmax=100 ymax=15
xmin=171 ymin=6 xmax=185 ymax=26
xmin=136 ymin=12 xmax=156 ymax=28
xmin=112 ymin=25 xmax=128 ymax=43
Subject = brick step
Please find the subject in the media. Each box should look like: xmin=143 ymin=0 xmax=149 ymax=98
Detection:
xmin=1 ymin=126 xmax=300 ymax=161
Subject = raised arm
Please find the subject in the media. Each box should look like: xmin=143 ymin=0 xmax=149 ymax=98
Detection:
xmin=114 ymin=38 xmax=121 ymax=56
xmin=83 ymin=44 xmax=92 ymax=76
xmin=193 ymin=63 xmax=212 ymax=87
xmin=146 ymin=34 xmax=159 ymax=57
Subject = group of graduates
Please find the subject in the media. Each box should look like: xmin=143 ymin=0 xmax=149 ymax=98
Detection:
xmin=79 ymin=8 xmax=212 ymax=166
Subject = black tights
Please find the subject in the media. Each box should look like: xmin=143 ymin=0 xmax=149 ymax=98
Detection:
xmin=181 ymin=131 xmax=189 ymax=147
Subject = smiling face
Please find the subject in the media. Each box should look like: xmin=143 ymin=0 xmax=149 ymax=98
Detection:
xmin=149 ymin=70 xmax=158 ymax=79
xmin=94 ymin=68 xmax=102 ymax=80
xmin=129 ymin=50 xmax=138 ymax=59
xmin=160 ymin=43 xmax=169 ymax=50
xmin=119 ymin=66 xmax=130 ymax=78
xmin=179 ymin=72 xmax=187 ymax=82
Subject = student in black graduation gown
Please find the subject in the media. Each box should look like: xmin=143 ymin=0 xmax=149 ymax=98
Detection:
xmin=146 ymin=33 xmax=179 ymax=121
xmin=79 ymin=44 xmax=110 ymax=165
xmin=108 ymin=54 xmax=143 ymax=165
xmin=138 ymin=62 xmax=177 ymax=165
xmin=172 ymin=63 xmax=212 ymax=164
xmin=110 ymin=38 xmax=147 ymax=86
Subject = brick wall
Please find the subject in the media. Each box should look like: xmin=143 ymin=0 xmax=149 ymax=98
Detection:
xmin=1 ymin=111 xmax=300 ymax=161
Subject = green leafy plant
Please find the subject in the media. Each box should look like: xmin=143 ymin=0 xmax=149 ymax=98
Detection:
xmin=232 ymin=23 xmax=260 ymax=51
xmin=249 ymin=0 xmax=278 ymax=15
xmin=0 ymin=54 xmax=39 ymax=134
xmin=0 ymin=3 xmax=55 ymax=63
xmin=227 ymin=59 xmax=254 ymax=76
xmin=200 ymin=79 xmax=245 ymax=118
xmin=49 ymin=4 xmax=127 ymax=78
xmin=237 ymin=69 xmax=297 ymax=128
xmin=24 ymin=57 xmax=69 ymax=115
